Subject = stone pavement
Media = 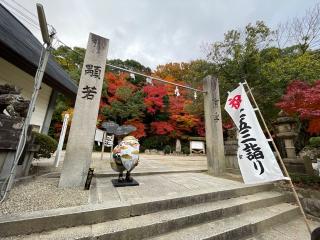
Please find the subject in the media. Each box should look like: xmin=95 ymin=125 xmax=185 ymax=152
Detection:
xmin=32 ymin=151 xmax=207 ymax=176
xmin=89 ymin=172 xmax=243 ymax=204
xmin=91 ymin=152 xmax=207 ymax=175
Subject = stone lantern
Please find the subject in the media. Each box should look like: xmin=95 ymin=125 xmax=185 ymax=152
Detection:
xmin=273 ymin=111 xmax=305 ymax=173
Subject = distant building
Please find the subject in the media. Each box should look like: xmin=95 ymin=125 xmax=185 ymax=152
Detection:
xmin=0 ymin=4 xmax=77 ymax=133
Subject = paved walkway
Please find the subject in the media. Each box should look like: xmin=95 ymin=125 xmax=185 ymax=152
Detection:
xmin=33 ymin=152 xmax=207 ymax=176
xmin=91 ymin=152 xmax=207 ymax=175
xmin=89 ymin=172 xmax=243 ymax=204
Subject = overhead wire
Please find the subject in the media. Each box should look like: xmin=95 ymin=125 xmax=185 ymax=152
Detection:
xmin=10 ymin=0 xmax=37 ymax=18
xmin=1 ymin=0 xmax=206 ymax=94
xmin=54 ymin=39 xmax=205 ymax=93
xmin=0 ymin=0 xmax=40 ymax=30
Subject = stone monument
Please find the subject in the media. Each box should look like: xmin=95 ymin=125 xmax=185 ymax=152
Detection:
xmin=59 ymin=33 xmax=109 ymax=188
xmin=175 ymin=139 xmax=182 ymax=153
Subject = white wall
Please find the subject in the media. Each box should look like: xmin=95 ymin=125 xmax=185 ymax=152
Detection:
xmin=0 ymin=57 xmax=52 ymax=131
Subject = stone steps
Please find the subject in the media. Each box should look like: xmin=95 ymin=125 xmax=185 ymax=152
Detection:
xmin=150 ymin=203 xmax=299 ymax=240
xmin=243 ymin=217 xmax=317 ymax=240
xmin=2 ymin=189 xmax=294 ymax=239
xmin=0 ymin=183 xmax=273 ymax=237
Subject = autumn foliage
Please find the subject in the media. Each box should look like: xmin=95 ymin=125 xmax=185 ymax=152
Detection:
xmin=276 ymin=80 xmax=320 ymax=134
xmin=143 ymin=85 xmax=167 ymax=114
xmin=99 ymin=67 xmax=205 ymax=140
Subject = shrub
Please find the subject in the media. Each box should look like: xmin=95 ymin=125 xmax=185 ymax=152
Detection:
xmin=163 ymin=145 xmax=171 ymax=154
xmin=182 ymin=146 xmax=190 ymax=154
xmin=140 ymin=135 xmax=171 ymax=150
xmin=309 ymin=137 xmax=320 ymax=148
xmin=33 ymin=132 xmax=58 ymax=159
xmin=290 ymin=173 xmax=320 ymax=186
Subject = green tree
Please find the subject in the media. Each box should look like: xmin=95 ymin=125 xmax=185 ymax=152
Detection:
xmin=52 ymin=46 xmax=85 ymax=83
xmin=206 ymin=20 xmax=320 ymax=122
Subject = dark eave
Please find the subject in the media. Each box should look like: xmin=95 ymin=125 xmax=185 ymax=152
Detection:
xmin=0 ymin=3 xmax=78 ymax=99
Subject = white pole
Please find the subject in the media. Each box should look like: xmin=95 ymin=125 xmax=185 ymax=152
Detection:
xmin=54 ymin=114 xmax=69 ymax=167
xmin=101 ymin=131 xmax=106 ymax=160
xmin=243 ymin=80 xmax=312 ymax=234
xmin=110 ymin=134 xmax=114 ymax=160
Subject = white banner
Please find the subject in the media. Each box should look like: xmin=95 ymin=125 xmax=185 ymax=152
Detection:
xmin=225 ymin=84 xmax=285 ymax=184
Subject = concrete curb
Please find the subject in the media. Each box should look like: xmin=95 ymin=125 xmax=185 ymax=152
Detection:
xmin=94 ymin=169 xmax=208 ymax=177
xmin=0 ymin=183 xmax=274 ymax=237
xmin=41 ymin=169 xmax=208 ymax=179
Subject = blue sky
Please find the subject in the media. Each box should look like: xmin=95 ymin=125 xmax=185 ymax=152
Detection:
xmin=6 ymin=0 xmax=320 ymax=69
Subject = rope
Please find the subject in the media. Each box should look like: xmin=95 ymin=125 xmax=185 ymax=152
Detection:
xmin=106 ymin=64 xmax=206 ymax=93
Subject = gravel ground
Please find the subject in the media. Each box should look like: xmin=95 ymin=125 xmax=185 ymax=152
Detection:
xmin=0 ymin=177 xmax=89 ymax=216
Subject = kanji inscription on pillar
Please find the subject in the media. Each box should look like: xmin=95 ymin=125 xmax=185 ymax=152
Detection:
xmin=59 ymin=33 xmax=109 ymax=188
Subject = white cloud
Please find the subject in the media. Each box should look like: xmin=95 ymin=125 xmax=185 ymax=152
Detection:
xmin=11 ymin=0 xmax=320 ymax=69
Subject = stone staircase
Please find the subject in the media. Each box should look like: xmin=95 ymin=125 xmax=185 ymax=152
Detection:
xmin=0 ymin=183 xmax=300 ymax=239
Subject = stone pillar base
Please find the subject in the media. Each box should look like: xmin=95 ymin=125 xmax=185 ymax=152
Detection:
xmin=283 ymin=158 xmax=306 ymax=174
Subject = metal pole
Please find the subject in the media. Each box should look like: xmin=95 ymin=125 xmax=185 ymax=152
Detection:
xmin=243 ymin=80 xmax=312 ymax=234
xmin=0 ymin=44 xmax=51 ymax=202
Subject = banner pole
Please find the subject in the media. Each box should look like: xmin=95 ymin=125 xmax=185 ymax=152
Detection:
xmin=242 ymin=80 xmax=312 ymax=234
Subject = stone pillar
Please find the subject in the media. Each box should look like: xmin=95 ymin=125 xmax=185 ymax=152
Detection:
xmin=59 ymin=33 xmax=109 ymax=188
xmin=203 ymin=75 xmax=225 ymax=175
xmin=175 ymin=139 xmax=181 ymax=153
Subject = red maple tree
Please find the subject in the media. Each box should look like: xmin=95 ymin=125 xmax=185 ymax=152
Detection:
xmin=276 ymin=80 xmax=320 ymax=134
xmin=124 ymin=119 xmax=146 ymax=139
xmin=150 ymin=121 xmax=175 ymax=135
xmin=143 ymin=84 xmax=168 ymax=114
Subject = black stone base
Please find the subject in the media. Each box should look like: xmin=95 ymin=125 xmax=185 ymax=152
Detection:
xmin=111 ymin=178 xmax=139 ymax=187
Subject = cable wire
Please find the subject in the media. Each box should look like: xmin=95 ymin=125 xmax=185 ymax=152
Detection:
xmin=55 ymin=39 xmax=206 ymax=93
xmin=0 ymin=0 xmax=40 ymax=28
xmin=1 ymin=0 xmax=205 ymax=93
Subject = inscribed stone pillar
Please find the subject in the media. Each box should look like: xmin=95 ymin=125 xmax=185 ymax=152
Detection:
xmin=203 ymin=75 xmax=225 ymax=175
xmin=59 ymin=33 xmax=109 ymax=188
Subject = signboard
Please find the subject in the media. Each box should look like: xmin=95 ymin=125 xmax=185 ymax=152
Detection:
xmin=190 ymin=141 xmax=205 ymax=150
xmin=104 ymin=135 xmax=114 ymax=147
xmin=94 ymin=128 xmax=104 ymax=142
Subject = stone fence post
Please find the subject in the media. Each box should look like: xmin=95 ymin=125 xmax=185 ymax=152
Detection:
xmin=203 ymin=75 xmax=225 ymax=175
